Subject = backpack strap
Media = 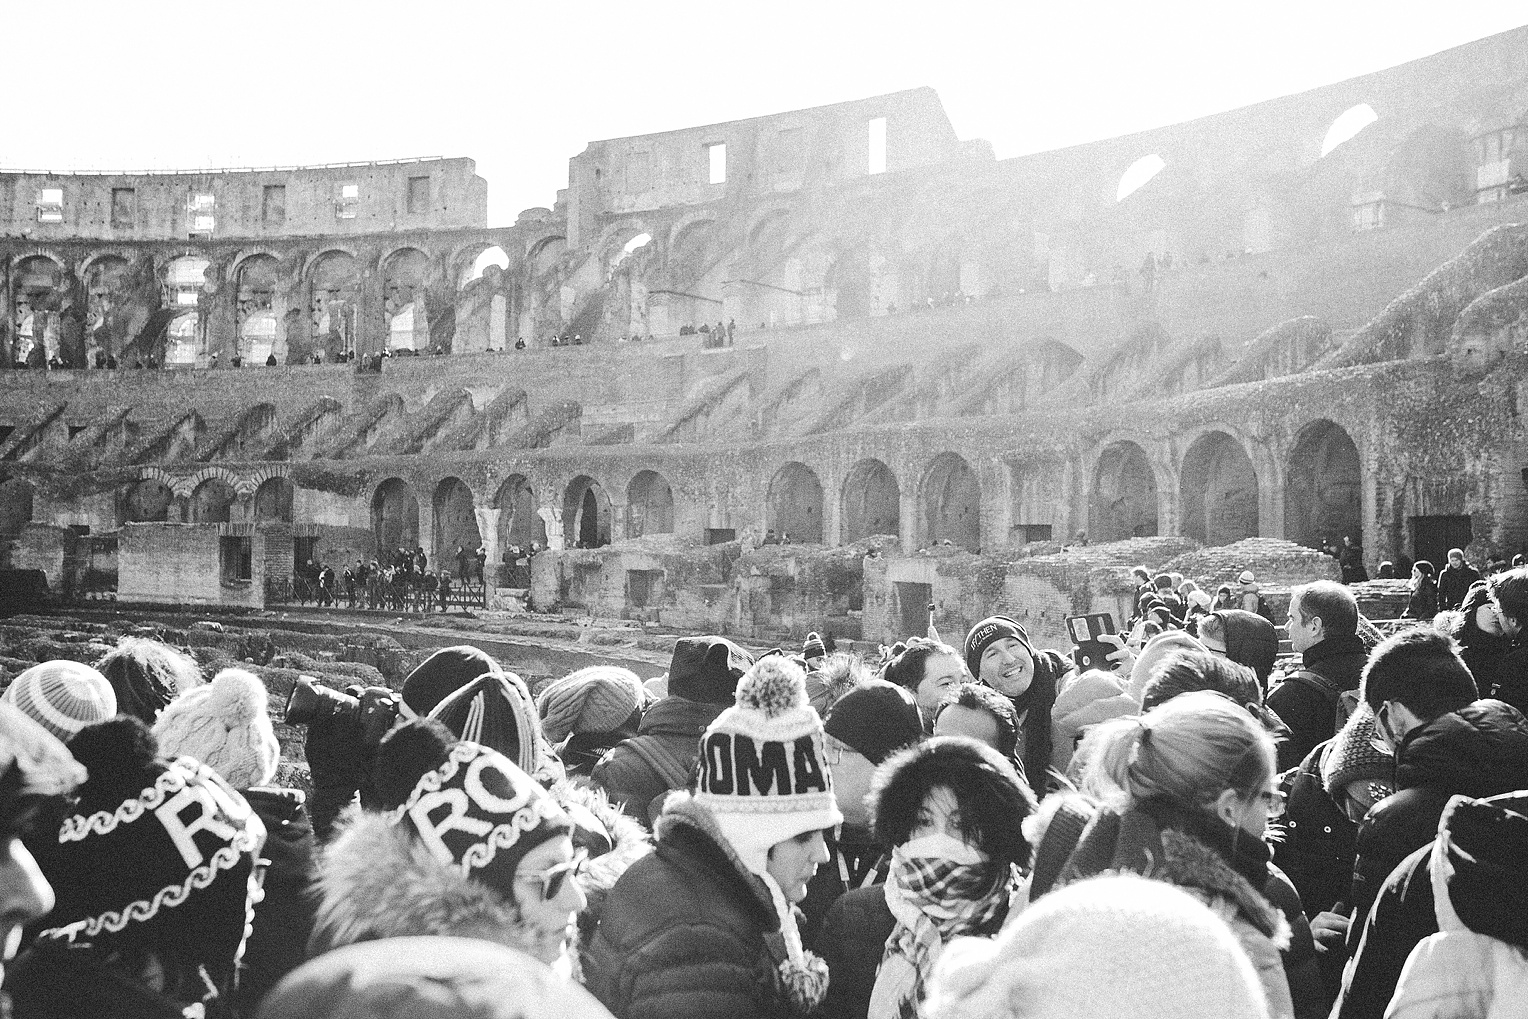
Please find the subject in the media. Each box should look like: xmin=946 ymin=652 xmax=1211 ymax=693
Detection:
xmin=621 ymin=734 xmax=693 ymax=791
xmin=1028 ymin=797 xmax=1098 ymax=902
xmin=1284 ymin=669 xmax=1340 ymax=705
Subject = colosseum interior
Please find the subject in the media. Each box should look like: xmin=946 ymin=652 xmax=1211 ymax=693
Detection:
xmin=3 ymin=26 xmax=1528 ymax=650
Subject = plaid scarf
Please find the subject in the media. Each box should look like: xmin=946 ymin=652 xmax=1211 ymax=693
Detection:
xmin=868 ymin=851 xmax=1013 ymax=1019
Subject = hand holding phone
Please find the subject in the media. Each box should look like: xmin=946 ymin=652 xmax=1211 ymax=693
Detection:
xmin=1067 ymin=613 xmax=1117 ymax=672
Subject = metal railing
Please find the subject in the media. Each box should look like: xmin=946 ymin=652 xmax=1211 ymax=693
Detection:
xmin=0 ymin=156 xmax=453 ymax=177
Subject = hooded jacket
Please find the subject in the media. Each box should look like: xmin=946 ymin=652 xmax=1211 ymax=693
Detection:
xmin=1349 ymin=699 xmax=1528 ymax=916
xmin=1217 ymin=610 xmax=1279 ymax=689
xmin=583 ymin=795 xmax=813 ymax=1019
xmin=590 ymin=696 xmax=725 ymax=824
xmin=236 ymin=787 xmax=316 ymax=1014
xmin=1056 ymin=799 xmax=1297 ymax=1019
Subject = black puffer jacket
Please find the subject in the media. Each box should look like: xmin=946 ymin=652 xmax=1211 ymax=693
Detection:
xmin=589 ymin=697 xmax=725 ymax=825
xmin=235 ymin=787 xmax=316 ymax=1014
xmin=1273 ymin=737 xmax=1356 ymax=918
xmin=1349 ymin=699 xmax=1528 ymax=916
xmin=1267 ymin=634 xmax=1367 ymax=771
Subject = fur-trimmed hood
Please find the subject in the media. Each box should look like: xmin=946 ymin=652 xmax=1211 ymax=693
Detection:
xmin=1157 ymin=828 xmax=1291 ymax=947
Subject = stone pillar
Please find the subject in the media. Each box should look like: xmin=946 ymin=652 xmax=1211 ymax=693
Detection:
xmin=540 ymin=505 xmax=564 ymax=551
xmin=899 ymin=488 xmax=919 ymax=550
xmin=476 ymin=505 xmax=500 ymax=583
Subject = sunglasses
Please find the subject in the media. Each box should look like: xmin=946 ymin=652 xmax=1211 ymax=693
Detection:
xmin=516 ymin=847 xmax=587 ymax=902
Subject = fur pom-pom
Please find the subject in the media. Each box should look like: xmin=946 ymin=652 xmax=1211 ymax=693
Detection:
xmin=736 ymin=656 xmax=808 ymax=718
xmin=204 ymin=668 xmax=268 ymax=724
xmin=372 ymin=718 xmax=456 ymax=809
xmin=68 ymin=715 xmax=160 ymax=808
xmin=778 ymin=951 xmax=831 ymax=1014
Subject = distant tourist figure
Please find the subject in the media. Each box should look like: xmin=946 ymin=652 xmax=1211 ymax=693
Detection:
xmin=438 ymin=570 xmax=452 ymax=611
xmin=1339 ymin=534 xmax=1368 ymax=584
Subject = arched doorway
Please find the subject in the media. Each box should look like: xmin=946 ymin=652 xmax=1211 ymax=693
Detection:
xmin=253 ymin=476 xmax=294 ymax=523
xmin=921 ymin=453 xmax=981 ymax=551
xmin=372 ymin=478 xmax=420 ymax=554
xmin=1285 ymin=420 xmax=1361 ymax=548
xmin=236 ymin=255 xmax=280 ymax=364
xmin=766 ymin=462 xmax=824 ymax=543
xmin=626 ymin=470 xmax=675 ymax=538
xmin=1090 ymin=441 xmax=1159 ymax=542
xmin=562 ymin=476 xmax=612 ymax=548
xmin=384 ymin=248 xmax=431 ymax=353
xmin=164 ymin=256 xmax=210 ymax=366
xmin=841 ymin=458 xmax=900 ymax=543
xmin=1180 ymin=432 xmax=1259 ymax=545
xmin=494 ymin=475 xmax=546 ymax=551
xmin=432 ymin=477 xmax=483 ymax=570
xmin=125 ymin=479 xmax=173 ymax=522
xmin=11 ymin=256 xmax=64 ymax=367
xmin=310 ymin=251 xmax=360 ymax=358
xmin=188 ymin=478 xmax=236 ymax=523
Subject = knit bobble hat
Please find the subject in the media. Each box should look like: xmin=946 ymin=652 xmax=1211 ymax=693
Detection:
xmin=927 ymin=874 xmax=1271 ymax=1019
xmin=802 ymin=632 xmax=827 ymax=661
xmin=1239 ymin=570 xmax=1257 ymax=585
xmin=427 ymin=671 xmax=564 ymax=784
xmin=0 ymin=701 xmax=86 ymax=802
xmin=536 ymin=666 xmax=645 ymax=744
xmin=963 ymin=616 xmax=1034 ymax=681
xmin=2 ymin=660 xmax=117 ymax=743
xmin=824 ymin=679 xmax=923 ymax=765
xmin=152 ymin=668 xmax=281 ymax=789
xmin=667 ymin=636 xmax=754 ymax=706
xmin=40 ymin=717 xmax=266 ymax=989
xmin=1321 ymin=702 xmax=1395 ymax=798
xmin=695 ymin=656 xmax=842 ymax=877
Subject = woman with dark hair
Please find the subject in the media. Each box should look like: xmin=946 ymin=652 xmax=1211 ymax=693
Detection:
xmin=881 ymin=638 xmax=969 ymax=733
xmin=815 ymin=737 xmax=1034 ymax=1019
xmin=962 ymin=616 xmax=1071 ymax=796
xmin=1440 ymin=580 xmax=1507 ymax=694
xmin=1197 ymin=610 xmax=1279 ymax=692
xmin=93 ymin=637 xmax=203 ymax=723
xmin=1401 ymin=560 xmax=1438 ymax=619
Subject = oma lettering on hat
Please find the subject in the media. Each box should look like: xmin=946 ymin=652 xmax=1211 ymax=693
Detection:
xmin=698 ymin=731 xmax=829 ymax=797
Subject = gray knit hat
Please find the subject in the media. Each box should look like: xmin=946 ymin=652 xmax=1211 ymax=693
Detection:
xmin=536 ymin=666 xmax=645 ymax=743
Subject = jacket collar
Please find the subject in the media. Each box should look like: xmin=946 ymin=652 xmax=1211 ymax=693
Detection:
xmin=1301 ymin=633 xmax=1366 ymax=668
xmin=638 ymin=696 xmax=727 ymax=738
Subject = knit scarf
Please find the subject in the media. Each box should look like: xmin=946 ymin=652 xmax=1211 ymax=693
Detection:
xmin=868 ymin=851 xmax=1013 ymax=1019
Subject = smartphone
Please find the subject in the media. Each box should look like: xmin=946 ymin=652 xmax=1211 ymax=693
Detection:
xmin=1066 ymin=612 xmax=1117 ymax=672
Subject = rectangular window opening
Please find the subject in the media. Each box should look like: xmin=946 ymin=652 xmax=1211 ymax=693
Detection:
xmin=110 ymin=188 xmax=136 ymax=229
xmin=35 ymin=188 xmax=63 ymax=223
xmin=336 ymin=183 xmax=359 ymax=219
xmin=262 ymin=185 xmax=286 ymax=226
xmin=868 ymin=117 xmax=887 ymax=175
xmin=705 ymin=527 xmax=737 ymax=545
xmin=221 ymin=536 xmax=253 ymax=582
xmin=706 ymin=142 xmax=727 ymax=184
xmin=406 ymin=176 xmax=430 ymax=214
xmin=189 ymin=193 xmax=215 ymax=235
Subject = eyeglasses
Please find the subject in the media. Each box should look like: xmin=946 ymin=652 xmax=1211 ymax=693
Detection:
xmin=516 ymin=847 xmax=587 ymax=901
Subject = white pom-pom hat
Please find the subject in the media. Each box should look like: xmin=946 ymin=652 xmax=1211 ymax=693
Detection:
xmin=152 ymin=668 xmax=280 ymax=789
xmin=694 ymin=655 xmax=842 ymax=876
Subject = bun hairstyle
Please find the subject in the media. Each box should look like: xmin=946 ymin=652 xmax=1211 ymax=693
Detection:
xmin=1075 ymin=691 xmax=1275 ymax=813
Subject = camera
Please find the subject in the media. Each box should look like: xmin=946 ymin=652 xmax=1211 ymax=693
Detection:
xmin=283 ymin=676 xmax=401 ymax=747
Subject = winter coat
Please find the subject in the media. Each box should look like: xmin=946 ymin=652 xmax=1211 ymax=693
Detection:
xmin=1402 ymin=578 xmax=1438 ymax=620
xmin=1435 ymin=563 xmax=1481 ymax=612
xmin=1267 ymin=633 xmax=1367 ymax=771
xmin=1443 ymin=608 xmax=1509 ymax=705
xmin=813 ymin=885 xmax=897 ymax=1019
xmin=590 ymin=696 xmax=725 ymax=825
xmin=1335 ymin=791 xmax=1528 ymax=1019
xmin=236 ymin=787 xmax=317 ymax=1014
xmin=1056 ymin=798 xmax=1296 ymax=1019
xmin=1490 ymin=641 xmax=1528 ymax=717
xmin=4 ymin=936 xmax=202 ymax=1019
xmin=1272 ymin=738 xmax=1356 ymax=918
xmin=1349 ymin=700 xmax=1528 ymax=917
xmin=584 ymin=795 xmax=813 ymax=1019
xmin=1003 ymin=647 xmax=1068 ymax=797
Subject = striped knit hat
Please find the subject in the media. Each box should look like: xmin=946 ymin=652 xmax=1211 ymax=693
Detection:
xmin=3 ymin=661 xmax=118 ymax=743
xmin=536 ymin=665 xmax=645 ymax=744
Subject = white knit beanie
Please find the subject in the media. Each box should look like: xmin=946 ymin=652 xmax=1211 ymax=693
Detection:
xmin=152 ymin=668 xmax=280 ymax=789
xmin=695 ymin=656 xmax=842 ymax=878
xmin=928 ymin=874 xmax=1271 ymax=1019
xmin=2 ymin=660 xmax=117 ymax=743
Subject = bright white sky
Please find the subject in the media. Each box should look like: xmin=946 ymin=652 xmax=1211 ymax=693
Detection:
xmin=13 ymin=1 xmax=1525 ymax=225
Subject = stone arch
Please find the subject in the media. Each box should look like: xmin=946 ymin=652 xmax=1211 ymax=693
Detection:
xmin=236 ymin=253 xmax=281 ymax=364
xmin=124 ymin=478 xmax=173 ymax=523
xmin=626 ymin=470 xmax=675 ymax=538
xmin=562 ymin=475 xmax=612 ymax=548
xmin=0 ymin=477 xmax=35 ymax=535
xmin=1179 ymin=431 xmax=1259 ymax=545
xmin=494 ymin=474 xmax=546 ymax=549
xmin=432 ymin=477 xmax=483 ymax=571
xmin=1321 ymin=103 xmax=1379 ymax=157
xmin=188 ymin=477 xmax=236 ymax=523
xmin=746 ymin=206 xmax=793 ymax=251
xmin=383 ymin=247 xmax=432 ymax=352
xmin=841 ymin=458 xmax=900 ymax=543
xmin=599 ymin=223 xmax=653 ymax=277
xmin=527 ymin=235 xmax=567 ymax=277
xmin=1381 ymin=123 xmax=1474 ymax=212
xmin=1090 ymin=440 xmax=1161 ymax=542
xmin=669 ymin=216 xmax=716 ymax=260
xmin=1117 ymin=153 xmax=1166 ymax=202
xmin=1285 ymin=419 xmax=1362 ymax=549
xmin=920 ymin=452 xmax=981 ymax=551
xmin=308 ymin=250 xmax=360 ymax=357
xmin=371 ymin=478 xmax=420 ymax=554
xmin=12 ymin=255 xmax=68 ymax=368
xmin=766 ymin=462 xmax=824 ymax=543
xmin=253 ymin=475 xmax=294 ymax=523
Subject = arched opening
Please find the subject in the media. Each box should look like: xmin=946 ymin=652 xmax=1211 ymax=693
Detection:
xmin=1321 ymin=103 xmax=1379 ymax=157
xmin=841 ymin=458 xmax=900 ymax=543
xmin=236 ymin=255 xmax=280 ymax=364
xmin=188 ymin=477 xmax=236 ymax=523
xmin=1179 ymin=432 xmax=1259 ymax=545
xmin=0 ymin=478 xmax=35 ymax=535
xmin=562 ymin=476 xmax=612 ymax=548
xmin=371 ymin=478 xmax=420 ymax=554
xmin=163 ymin=256 xmax=210 ymax=367
xmin=626 ymin=470 xmax=675 ymax=538
xmin=84 ymin=256 xmax=132 ymax=364
xmin=667 ymin=221 xmax=713 ymax=281
xmin=1285 ymin=420 xmax=1361 ymax=549
xmin=432 ymin=477 xmax=483 ymax=572
xmin=920 ymin=453 xmax=980 ymax=551
xmin=384 ymin=248 xmax=431 ymax=353
xmin=310 ymin=251 xmax=360 ymax=357
xmin=749 ymin=210 xmax=790 ymax=252
xmin=494 ymin=475 xmax=546 ymax=550
xmin=1090 ymin=441 xmax=1159 ymax=542
xmin=766 ymin=462 xmax=824 ymax=543
xmin=1117 ymin=154 xmax=1166 ymax=202
xmin=528 ymin=236 xmax=566 ymax=278
xmin=125 ymin=479 xmax=173 ymax=522
xmin=12 ymin=256 xmax=64 ymax=367
xmin=463 ymin=246 xmax=510 ymax=287
xmin=253 ymin=476 xmax=294 ymax=523
xmin=1382 ymin=123 xmax=1474 ymax=213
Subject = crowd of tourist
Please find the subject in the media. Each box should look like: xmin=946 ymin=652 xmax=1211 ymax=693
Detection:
xmin=2 ymin=556 xmax=1527 ymax=1018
